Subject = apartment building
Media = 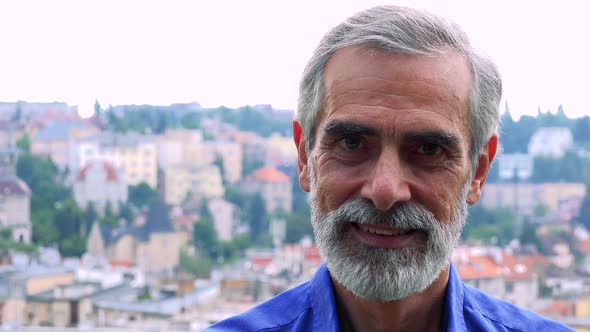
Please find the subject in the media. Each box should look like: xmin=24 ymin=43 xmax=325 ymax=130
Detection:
xmin=72 ymin=133 xmax=158 ymax=188
xmin=0 ymin=147 xmax=31 ymax=243
xmin=73 ymin=160 xmax=127 ymax=212
xmin=205 ymin=141 xmax=242 ymax=184
xmin=481 ymin=182 xmax=586 ymax=216
xmin=31 ymin=121 xmax=99 ymax=169
xmin=161 ymin=163 xmax=224 ymax=206
xmin=243 ymin=166 xmax=292 ymax=213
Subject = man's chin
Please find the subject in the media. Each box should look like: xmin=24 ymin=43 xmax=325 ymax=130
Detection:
xmin=320 ymin=240 xmax=439 ymax=302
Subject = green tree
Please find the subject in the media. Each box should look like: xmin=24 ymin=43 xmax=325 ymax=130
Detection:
xmin=154 ymin=111 xmax=169 ymax=134
xmin=11 ymin=102 xmax=22 ymax=121
xmin=53 ymin=199 xmax=84 ymax=238
xmin=83 ymin=202 xmax=98 ymax=236
xmin=31 ymin=217 xmax=59 ymax=245
xmin=574 ymin=116 xmax=590 ymax=146
xmin=179 ymin=250 xmax=214 ymax=278
xmin=285 ymin=211 xmax=313 ymax=244
xmin=192 ymin=217 xmax=219 ymax=258
xmin=16 ymin=153 xmax=70 ymax=248
xmin=519 ymin=218 xmax=543 ymax=252
xmin=16 ymin=133 xmax=31 ymax=153
xmin=247 ymin=193 xmax=268 ymax=245
xmin=94 ymin=99 xmax=101 ymax=118
xmin=118 ymin=201 xmax=135 ymax=225
xmin=181 ymin=112 xmax=201 ymax=129
xmin=128 ymin=183 xmax=159 ymax=208
xmin=59 ymin=235 xmax=86 ymax=257
xmin=463 ymin=205 xmax=516 ymax=245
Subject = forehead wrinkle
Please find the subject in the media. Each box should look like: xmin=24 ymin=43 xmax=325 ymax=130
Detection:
xmin=328 ymin=75 xmax=464 ymax=108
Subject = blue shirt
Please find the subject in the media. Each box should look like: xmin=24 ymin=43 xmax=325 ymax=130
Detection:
xmin=206 ymin=264 xmax=573 ymax=331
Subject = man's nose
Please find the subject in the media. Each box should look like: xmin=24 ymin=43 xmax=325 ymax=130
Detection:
xmin=360 ymin=148 xmax=411 ymax=211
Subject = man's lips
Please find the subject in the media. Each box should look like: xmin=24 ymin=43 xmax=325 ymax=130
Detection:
xmin=349 ymin=222 xmax=421 ymax=249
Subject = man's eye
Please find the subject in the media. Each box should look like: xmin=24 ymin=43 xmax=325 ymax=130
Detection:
xmin=418 ymin=143 xmax=442 ymax=156
xmin=338 ymin=136 xmax=363 ymax=150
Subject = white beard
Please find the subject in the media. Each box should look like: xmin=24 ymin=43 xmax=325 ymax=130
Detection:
xmin=308 ymin=167 xmax=469 ymax=302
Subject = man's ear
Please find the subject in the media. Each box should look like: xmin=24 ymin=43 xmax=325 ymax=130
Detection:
xmin=293 ymin=120 xmax=311 ymax=192
xmin=467 ymin=134 xmax=498 ymax=204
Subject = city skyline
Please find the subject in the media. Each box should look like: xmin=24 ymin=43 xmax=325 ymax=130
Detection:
xmin=1 ymin=0 xmax=588 ymax=119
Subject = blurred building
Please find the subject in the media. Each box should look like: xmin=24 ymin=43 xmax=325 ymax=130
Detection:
xmin=207 ymin=198 xmax=240 ymax=241
xmin=87 ymin=201 xmax=186 ymax=273
xmin=155 ymin=128 xmax=214 ymax=169
xmin=0 ymin=266 xmax=75 ymax=326
xmin=73 ymin=160 xmax=127 ymax=212
xmin=161 ymin=163 xmax=224 ymax=206
xmin=72 ymin=132 xmax=158 ymax=188
xmin=205 ymin=141 xmax=242 ymax=184
xmin=481 ymin=182 xmax=586 ymax=216
xmin=265 ymin=133 xmax=297 ymax=167
xmin=233 ymin=131 xmax=267 ymax=164
xmin=453 ymin=246 xmax=547 ymax=310
xmin=497 ymin=153 xmax=533 ymax=181
xmin=31 ymin=121 xmax=99 ymax=169
xmin=243 ymin=166 xmax=292 ymax=213
xmin=0 ymin=147 xmax=31 ymax=243
xmin=528 ymin=127 xmax=574 ymax=158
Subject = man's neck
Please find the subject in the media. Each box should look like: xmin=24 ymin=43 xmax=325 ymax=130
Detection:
xmin=333 ymin=265 xmax=450 ymax=332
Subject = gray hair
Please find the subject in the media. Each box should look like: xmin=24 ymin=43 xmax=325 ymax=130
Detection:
xmin=297 ymin=5 xmax=502 ymax=171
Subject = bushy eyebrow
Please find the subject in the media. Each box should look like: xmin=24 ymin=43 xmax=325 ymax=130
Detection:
xmin=323 ymin=120 xmax=378 ymax=138
xmin=403 ymin=131 xmax=461 ymax=150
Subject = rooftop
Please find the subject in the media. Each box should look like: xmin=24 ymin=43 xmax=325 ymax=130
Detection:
xmin=75 ymin=160 xmax=120 ymax=182
xmin=247 ymin=166 xmax=290 ymax=183
xmin=0 ymin=177 xmax=30 ymax=196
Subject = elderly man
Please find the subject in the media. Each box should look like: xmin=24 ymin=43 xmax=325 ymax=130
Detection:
xmin=208 ymin=5 xmax=572 ymax=332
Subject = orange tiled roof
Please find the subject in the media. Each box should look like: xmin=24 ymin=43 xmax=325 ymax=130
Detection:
xmin=454 ymin=248 xmax=548 ymax=281
xmin=109 ymin=260 xmax=134 ymax=268
xmin=249 ymin=166 xmax=290 ymax=183
xmin=76 ymin=160 xmax=119 ymax=182
xmin=455 ymin=255 xmax=503 ymax=280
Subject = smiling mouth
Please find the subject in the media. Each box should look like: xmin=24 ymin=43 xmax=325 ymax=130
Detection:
xmin=353 ymin=223 xmax=417 ymax=236
xmin=350 ymin=222 xmax=421 ymax=248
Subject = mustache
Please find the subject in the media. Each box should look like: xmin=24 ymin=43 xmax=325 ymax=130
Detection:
xmin=327 ymin=198 xmax=440 ymax=232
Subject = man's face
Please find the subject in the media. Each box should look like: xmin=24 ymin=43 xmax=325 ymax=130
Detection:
xmin=296 ymin=46 xmax=485 ymax=301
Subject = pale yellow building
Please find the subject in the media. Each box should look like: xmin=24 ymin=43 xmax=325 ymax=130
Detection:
xmin=162 ymin=163 xmax=224 ymax=206
xmin=0 ymin=267 xmax=75 ymax=326
xmin=156 ymin=128 xmax=214 ymax=169
xmin=205 ymin=141 xmax=243 ymax=184
xmin=481 ymin=182 xmax=586 ymax=216
xmin=73 ymin=133 xmax=158 ymax=188
xmin=119 ymin=141 xmax=157 ymax=188
xmin=25 ymin=282 xmax=99 ymax=327
xmin=265 ymin=133 xmax=297 ymax=166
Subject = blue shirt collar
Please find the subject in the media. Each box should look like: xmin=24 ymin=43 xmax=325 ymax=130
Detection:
xmin=309 ymin=264 xmax=341 ymax=332
xmin=443 ymin=263 xmax=466 ymax=332
xmin=309 ymin=263 xmax=464 ymax=332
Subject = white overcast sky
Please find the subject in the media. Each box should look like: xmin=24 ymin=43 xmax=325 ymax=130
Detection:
xmin=0 ymin=0 xmax=588 ymax=118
